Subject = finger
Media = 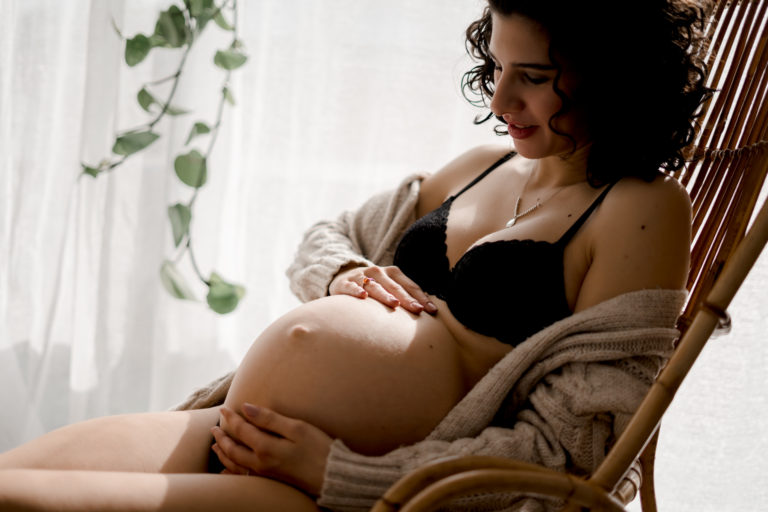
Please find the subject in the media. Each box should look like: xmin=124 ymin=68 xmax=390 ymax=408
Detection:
xmin=213 ymin=424 xmax=277 ymax=477
xmin=384 ymin=267 xmax=438 ymax=314
xmin=359 ymin=277 xmax=400 ymax=309
xmin=363 ymin=272 xmax=427 ymax=314
xmin=241 ymin=403 xmax=307 ymax=443
xmin=210 ymin=439 xmax=250 ymax=475
xmin=328 ymin=274 xmax=367 ymax=299
xmin=344 ymin=279 xmax=368 ymax=299
xmin=220 ymin=406 xmax=283 ymax=451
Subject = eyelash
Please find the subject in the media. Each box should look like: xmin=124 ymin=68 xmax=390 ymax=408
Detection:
xmin=493 ymin=64 xmax=549 ymax=85
xmin=525 ymin=74 xmax=549 ymax=85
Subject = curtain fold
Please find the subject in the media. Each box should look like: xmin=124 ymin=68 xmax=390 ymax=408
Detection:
xmin=0 ymin=1 xmax=766 ymax=510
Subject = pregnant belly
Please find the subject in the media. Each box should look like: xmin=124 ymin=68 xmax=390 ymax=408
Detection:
xmin=223 ymin=295 xmax=474 ymax=455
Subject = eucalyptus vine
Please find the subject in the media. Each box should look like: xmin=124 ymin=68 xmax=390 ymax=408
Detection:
xmin=81 ymin=0 xmax=247 ymax=314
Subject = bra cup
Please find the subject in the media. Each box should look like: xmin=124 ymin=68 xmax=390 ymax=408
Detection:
xmin=393 ymin=200 xmax=453 ymax=298
xmin=447 ymin=240 xmax=571 ymax=346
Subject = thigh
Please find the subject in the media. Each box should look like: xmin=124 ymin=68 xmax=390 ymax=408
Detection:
xmin=0 ymin=469 xmax=319 ymax=512
xmin=0 ymin=407 xmax=220 ymax=474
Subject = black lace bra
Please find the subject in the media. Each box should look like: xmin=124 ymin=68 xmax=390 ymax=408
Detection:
xmin=393 ymin=152 xmax=615 ymax=346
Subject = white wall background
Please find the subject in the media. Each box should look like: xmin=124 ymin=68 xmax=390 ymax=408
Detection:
xmin=0 ymin=1 xmax=765 ymax=510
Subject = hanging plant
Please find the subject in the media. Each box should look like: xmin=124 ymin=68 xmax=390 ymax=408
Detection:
xmin=82 ymin=0 xmax=247 ymax=314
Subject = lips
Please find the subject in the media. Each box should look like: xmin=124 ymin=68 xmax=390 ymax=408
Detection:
xmin=507 ymin=123 xmax=537 ymax=140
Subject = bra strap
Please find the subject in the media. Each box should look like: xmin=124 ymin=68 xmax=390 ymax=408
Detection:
xmin=556 ymin=181 xmax=617 ymax=245
xmin=450 ymin=151 xmax=516 ymax=200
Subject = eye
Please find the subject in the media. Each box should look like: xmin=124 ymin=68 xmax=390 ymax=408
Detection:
xmin=524 ymin=74 xmax=550 ymax=85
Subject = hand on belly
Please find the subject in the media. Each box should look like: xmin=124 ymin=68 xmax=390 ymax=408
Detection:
xmin=223 ymin=295 xmax=469 ymax=455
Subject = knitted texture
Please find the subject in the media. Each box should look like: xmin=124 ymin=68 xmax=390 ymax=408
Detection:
xmin=285 ymin=173 xmax=426 ymax=302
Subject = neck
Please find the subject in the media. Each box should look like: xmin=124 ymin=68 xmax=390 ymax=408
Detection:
xmin=529 ymin=143 xmax=592 ymax=189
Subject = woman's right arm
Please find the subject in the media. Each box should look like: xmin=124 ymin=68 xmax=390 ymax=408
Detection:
xmin=285 ymin=172 xmax=433 ymax=312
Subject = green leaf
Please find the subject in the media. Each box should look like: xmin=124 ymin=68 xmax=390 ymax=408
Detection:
xmin=214 ymin=49 xmax=247 ymax=70
xmin=222 ymin=86 xmax=235 ymax=105
xmin=148 ymin=34 xmax=168 ymax=48
xmin=206 ymin=272 xmax=245 ymax=314
xmin=174 ymin=149 xmax=207 ymax=187
xmin=168 ymin=203 xmax=192 ymax=247
xmin=187 ymin=0 xmax=205 ymax=16
xmin=137 ymin=88 xmax=157 ymax=112
xmin=213 ymin=10 xmax=234 ymax=31
xmin=154 ymin=6 xmax=189 ymax=48
xmin=125 ymin=34 xmax=151 ymax=66
xmin=112 ymin=131 xmax=160 ymax=156
xmin=185 ymin=121 xmax=211 ymax=145
xmin=164 ymin=104 xmax=190 ymax=116
xmin=185 ymin=0 xmax=214 ymax=15
xmin=82 ymin=164 xmax=101 ymax=178
xmin=160 ymin=260 xmax=197 ymax=300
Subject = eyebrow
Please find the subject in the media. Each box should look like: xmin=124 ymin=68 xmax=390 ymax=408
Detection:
xmin=489 ymin=50 xmax=556 ymax=71
xmin=514 ymin=62 xmax=557 ymax=71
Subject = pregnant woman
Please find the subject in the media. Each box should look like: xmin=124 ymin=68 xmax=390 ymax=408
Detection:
xmin=0 ymin=0 xmax=711 ymax=510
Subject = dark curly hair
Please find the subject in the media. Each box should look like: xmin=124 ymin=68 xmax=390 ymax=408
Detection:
xmin=462 ymin=0 xmax=713 ymax=186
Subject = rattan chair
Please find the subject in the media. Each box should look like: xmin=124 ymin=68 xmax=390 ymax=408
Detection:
xmin=371 ymin=1 xmax=768 ymax=510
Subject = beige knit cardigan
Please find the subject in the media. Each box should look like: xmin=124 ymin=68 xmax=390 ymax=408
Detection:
xmin=177 ymin=174 xmax=685 ymax=511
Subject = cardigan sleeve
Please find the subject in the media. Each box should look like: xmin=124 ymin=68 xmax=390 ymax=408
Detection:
xmin=285 ymin=173 xmax=426 ymax=303
xmin=317 ymin=360 xmax=655 ymax=512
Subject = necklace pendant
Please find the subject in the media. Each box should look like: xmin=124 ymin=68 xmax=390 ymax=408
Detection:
xmin=505 ymin=217 xmax=517 ymax=228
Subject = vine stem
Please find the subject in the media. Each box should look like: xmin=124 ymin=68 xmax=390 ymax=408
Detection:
xmin=186 ymin=237 xmax=209 ymax=285
xmin=182 ymin=0 xmax=240 ymax=283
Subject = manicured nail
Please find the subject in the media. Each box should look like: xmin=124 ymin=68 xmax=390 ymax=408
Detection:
xmin=243 ymin=403 xmax=260 ymax=418
xmin=425 ymin=302 xmax=437 ymax=313
xmin=410 ymin=301 xmax=424 ymax=311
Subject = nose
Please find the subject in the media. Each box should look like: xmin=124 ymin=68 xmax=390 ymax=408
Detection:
xmin=489 ymin=76 xmax=524 ymax=119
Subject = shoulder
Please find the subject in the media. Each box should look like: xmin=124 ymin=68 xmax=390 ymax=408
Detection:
xmin=574 ymin=173 xmax=691 ymax=311
xmin=595 ymin=173 xmax=692 ymax=250
xmin=602 ymin=173 xmax=691 ymax=223
xmin=417 ymin=145 xmax=515 ymax=217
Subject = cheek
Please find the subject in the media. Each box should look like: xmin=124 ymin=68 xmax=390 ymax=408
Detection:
xmin=536 ymin=92 xmax=565 ymax=129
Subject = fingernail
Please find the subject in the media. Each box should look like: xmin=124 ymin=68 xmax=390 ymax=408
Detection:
xmin=410 ymin=301 xmax=424 ymax=312
xmin=425 ymin=302 xmax=437 ymax=313
xmin=243 ymin=403 xmax=260 ymax=418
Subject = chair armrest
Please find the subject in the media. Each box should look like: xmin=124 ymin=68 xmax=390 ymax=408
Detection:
xmin=371 ymin=456 xmax=626 ymax=512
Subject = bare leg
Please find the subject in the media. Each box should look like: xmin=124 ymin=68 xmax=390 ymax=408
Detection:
xmin=0 ymin=469 xmax=319 ymax=512
xmin=0 ymin=408 xmax=220 ymax=473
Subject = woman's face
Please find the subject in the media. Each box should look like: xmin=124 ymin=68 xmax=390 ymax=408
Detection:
xmin=488 ymin=13 xmax=589 ymax=160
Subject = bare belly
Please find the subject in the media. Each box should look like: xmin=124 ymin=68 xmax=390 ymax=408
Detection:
xmin=223 ymin=295 xmax=510 ymax=455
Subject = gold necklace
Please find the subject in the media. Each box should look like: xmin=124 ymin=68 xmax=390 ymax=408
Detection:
xmin=505 ymin=168 xmax=570 ymax=228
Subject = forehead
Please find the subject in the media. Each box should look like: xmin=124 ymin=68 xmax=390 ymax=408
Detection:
xmin=488 ymin=12 xmax=552 ymax=65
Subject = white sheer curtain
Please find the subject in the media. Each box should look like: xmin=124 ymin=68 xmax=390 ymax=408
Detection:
xmin=0 ymin=1 xmax=765 ymax=510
